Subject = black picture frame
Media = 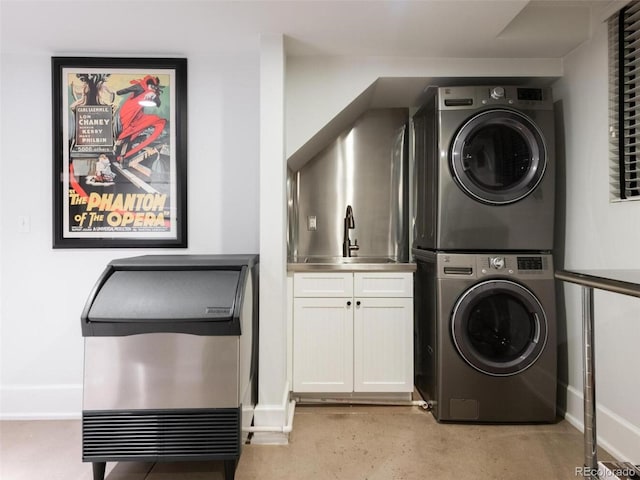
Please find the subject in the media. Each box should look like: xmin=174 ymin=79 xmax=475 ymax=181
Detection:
xmin=52 ymin=57 xmax=187 ymax=248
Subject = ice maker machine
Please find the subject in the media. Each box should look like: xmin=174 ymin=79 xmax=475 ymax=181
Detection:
xmin=80 ymin=254 xmax=258 ymax=480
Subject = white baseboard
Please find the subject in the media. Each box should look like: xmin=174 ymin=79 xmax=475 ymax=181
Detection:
xmin=561 ymin=384 xmax=640 ymax=463
xmin=251 ymin=382 xmax=291 ymax=445
xmin=0 ymin=384 xmax=82 ymax=420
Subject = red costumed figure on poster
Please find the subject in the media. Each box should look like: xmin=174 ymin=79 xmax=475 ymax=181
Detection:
xmin=115 ymin=75 xmax=166 ymax=163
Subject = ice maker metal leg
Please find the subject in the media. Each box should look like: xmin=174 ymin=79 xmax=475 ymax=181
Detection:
xmin=224 ymin=458 xmax=237 ymax=480
xmin=92 ymin=461 xmax=106 ymax=480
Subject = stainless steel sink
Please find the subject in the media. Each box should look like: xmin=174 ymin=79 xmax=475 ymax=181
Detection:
xmin=287 ymin=255 xmax=416 ymax=272
xmin=302 ymin=256 xmax=396 ymax=264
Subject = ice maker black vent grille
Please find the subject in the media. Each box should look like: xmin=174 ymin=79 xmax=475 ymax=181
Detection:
xmin=82 ymin=409 xmax=240 ymax=461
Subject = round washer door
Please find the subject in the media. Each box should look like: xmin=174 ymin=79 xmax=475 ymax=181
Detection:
xmin=450 ymin=109 xmax=547 ymax=205
xmin=451 ymin=279 xmax=548 ymax=376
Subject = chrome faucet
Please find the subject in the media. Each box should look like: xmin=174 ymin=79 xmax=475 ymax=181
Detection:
xmin=342 ymin=205 xmax=359 ymax=257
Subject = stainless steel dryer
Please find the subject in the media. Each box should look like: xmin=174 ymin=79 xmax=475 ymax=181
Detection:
xmin=413 ymin=85 xmax=555 ymax=251
xmin=413 ymin=249 xmax=557 ymax=422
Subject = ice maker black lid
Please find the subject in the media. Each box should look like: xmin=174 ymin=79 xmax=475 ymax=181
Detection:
xmin=87 ymin=270 xmax=240 ymax=322
xmin=81 ymin=254 xmax=258 ymax=337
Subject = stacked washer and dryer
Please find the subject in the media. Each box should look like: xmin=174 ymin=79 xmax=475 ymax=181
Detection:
xmin=412 ymin=86 xmax=557 ymax=422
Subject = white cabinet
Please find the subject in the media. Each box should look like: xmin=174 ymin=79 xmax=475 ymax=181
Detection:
xmin=293 ymin=272 xmax=353 ymax=297
xmin=354 ymin=272 xmax=412 ymax=297
xmin=292 ymin=271 xmax=413 ymax=394
xmin=293 ymin=297 xmax=354 ymax=392
xmin=353 ymin=297 xmax=413 ymax=392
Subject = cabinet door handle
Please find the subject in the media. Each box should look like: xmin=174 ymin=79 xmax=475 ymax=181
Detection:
xmin=347 ymin=301 xmax=352 ymax=306
xmin=356 ymin=300 xmax=361 ymax=306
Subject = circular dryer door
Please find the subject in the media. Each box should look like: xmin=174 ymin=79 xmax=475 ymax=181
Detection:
xmin=451 ymin=279 xmax=548 ymax=376
xmin=450 ymin=109 xmax=547 ymax=205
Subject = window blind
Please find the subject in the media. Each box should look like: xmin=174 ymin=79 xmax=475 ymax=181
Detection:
xmin=610 ymin=1 xmax=640 ymax=200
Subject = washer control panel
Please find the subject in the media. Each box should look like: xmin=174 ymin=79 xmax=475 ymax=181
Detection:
xmin=438 ymin=253 xmax=553 ymax=280
xmin=479 ymin=255 xmax=551 ymax=278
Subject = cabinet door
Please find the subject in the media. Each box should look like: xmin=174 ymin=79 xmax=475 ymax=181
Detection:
xmin=353 ymin=297 xmax=413 ymax=392
xmin=294 ymin=272 xmax=353 ymax=297
xmin=354 ymin=272 xmax=413 ymax=297
xmin=293 ymin=297 xmax=354 ymax=392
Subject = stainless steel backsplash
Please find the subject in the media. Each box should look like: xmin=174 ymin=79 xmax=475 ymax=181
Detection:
xmin=288 ymin=108 xmax=409 ymax=260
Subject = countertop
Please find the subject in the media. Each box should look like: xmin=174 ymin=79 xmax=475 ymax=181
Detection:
xmin=287 ymin=256 xmax=417 ymax=273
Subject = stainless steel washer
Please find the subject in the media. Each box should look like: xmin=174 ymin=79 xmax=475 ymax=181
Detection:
xmin=413 ymin=85 xmax=555 ymax=251
xmin=413 ymin=250 xmax=557 ymax=422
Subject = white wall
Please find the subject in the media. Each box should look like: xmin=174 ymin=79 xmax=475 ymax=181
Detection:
xmin=286 ymin=56 xmax=562 ymax=159
xmin=0 ymin=3 xmax=260 ymax=417
xmin=553 ymin=20 xmax=640 ymax=462
xmin=254 ymin=34 xmax=289 ymax=442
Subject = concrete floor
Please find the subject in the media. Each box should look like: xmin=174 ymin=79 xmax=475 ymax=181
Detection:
xmin=0 ymin=404 xmax=610 ymax=480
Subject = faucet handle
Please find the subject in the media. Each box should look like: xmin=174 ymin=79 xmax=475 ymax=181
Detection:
xmin=350 ymin=239 xmax=360 ymax=252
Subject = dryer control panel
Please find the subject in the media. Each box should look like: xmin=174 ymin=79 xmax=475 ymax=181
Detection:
xmin=439 ymin=86 xmax=553 ymax=111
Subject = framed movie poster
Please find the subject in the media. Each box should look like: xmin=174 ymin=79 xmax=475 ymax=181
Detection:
xmin=52 ymin=57 xmax=187 ymax=248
